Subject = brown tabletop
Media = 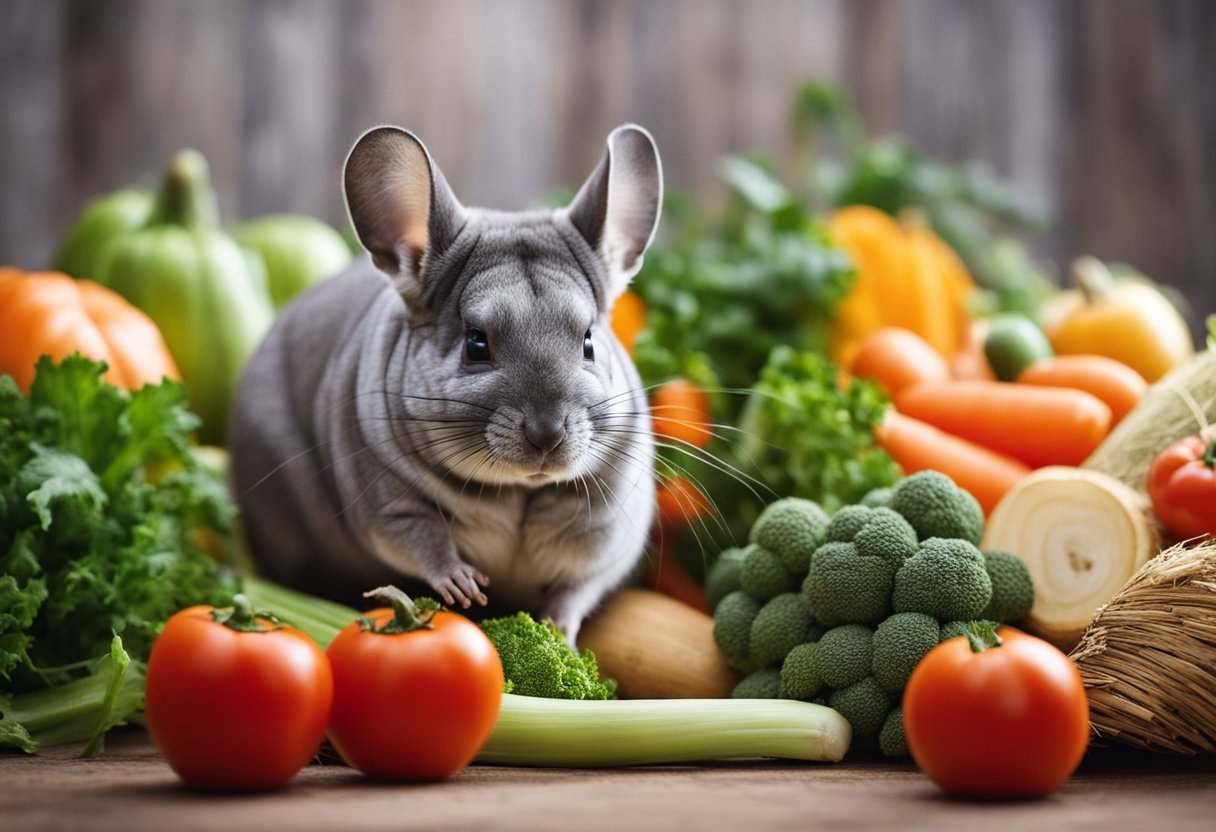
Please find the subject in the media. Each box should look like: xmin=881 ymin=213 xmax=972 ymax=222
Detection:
xmin=2 ymin=730 xmax=1214 ymax=832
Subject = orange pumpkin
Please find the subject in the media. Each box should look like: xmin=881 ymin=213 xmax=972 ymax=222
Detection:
xmin=0 ymin=267 xmax=179 ymax=391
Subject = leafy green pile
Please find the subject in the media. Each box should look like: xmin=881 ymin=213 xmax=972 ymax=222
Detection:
xmin=0 ymin=356 xmax=239 ymax=752
xmin=631 ymin=157 xmax=856 ymax=416
xmin=682 ymin=347 xmax=900 ymax=554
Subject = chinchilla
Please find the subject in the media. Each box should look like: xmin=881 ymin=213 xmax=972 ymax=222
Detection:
xmin=229 ymin=124 xmax=662 ymax=642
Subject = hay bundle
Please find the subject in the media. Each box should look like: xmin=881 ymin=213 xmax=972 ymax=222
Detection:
xmin=1070 ymin=541 xmax=1216 ymax=754
xmin=1084 ymin=341 xmax=1215 ymax=496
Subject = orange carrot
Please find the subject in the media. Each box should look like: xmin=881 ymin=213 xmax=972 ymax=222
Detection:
xmin=656 ymin=475 xmax=711 ymax=528
xmin=610 ymin=289 xmax=647 ymax=355
xmin=651 ymin=379 xmax=713 ymax=448
xmin=1017 ymin=355 xmax=1146 ymax=426
xmin=850 ymin=327 xmax=951 ymax=396
xmin=875 ymin=410 xmax=1031 ymax=515
xmin=646 ymin=535 xmax=710 ymax=613
xmin=894 ymin=380 xmax=1112 ymax=468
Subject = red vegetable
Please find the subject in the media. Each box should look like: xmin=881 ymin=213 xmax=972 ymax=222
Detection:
xmin=325 ymin=587 xmax=504 ymax=781
xmin=903 ymin=624 xmax=1090 ymax=799
xmin=145 ymin=596 xmax=333 ymax=791
xmin=1147 ymin=434 xmax=1216 ymax=540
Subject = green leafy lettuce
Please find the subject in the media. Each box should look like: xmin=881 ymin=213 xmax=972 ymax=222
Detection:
xmin=0 ymin=356 xmax=239 ymax=752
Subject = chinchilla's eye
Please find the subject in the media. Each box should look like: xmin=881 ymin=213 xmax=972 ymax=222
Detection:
xmin=583 ymin=328 xmax=595 ymax=361
xmin=465 ymin=327 xmax=492 ymax=362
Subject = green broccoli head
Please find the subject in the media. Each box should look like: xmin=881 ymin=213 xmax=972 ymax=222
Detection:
xmin=749 ymin=497 xmax=830 ymax=574
xmin=938 ymin=620 xmax=974 ymax=643
xmin=889 ymin=471 xmax=984 ymax=545
xmin=780 ymin=641 xmax=825 ymax=701
xmin=879 ymin=706 xmax=907 ymax=757
xmin=871 ymin=612 xmax=940 ymax=693
xmin=732 ymin=667 xmax=784 ymax=699
xmin=480 ymin=612 xmax=617 ymax=700
xmin=980 ymin=550 xmax=1035 ymax=623
xmin=817 ymin=624 xmax=875 ymax=689
xmin=861 ymin=486 xmax=894 ymax=508
xmin=713 ymin=590 xmax=762 ymax=671
xmin=750 ymin=592 xmax=816 ymax=669
xmin=828 ymin=676 xmax=891 ymax=740
xmin=803 ymin=541 xmax=894 ymax=626
xmin=825 ymin=505 xmax=874 ymax=543
xmin=853 ymin=507 xmax=919 ymax=565
xmin=706 ymin=547 xmax=747 ymax=613
xmin=739 ymin=543 xmax=798 ymax=601
xmin=893 ymin=538 xmax=993 ymax=621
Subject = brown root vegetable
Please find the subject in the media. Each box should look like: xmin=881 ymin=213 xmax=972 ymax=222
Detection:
xmin=981 ymin=466 xmax=1160 ymax=651
xmin=1070 ymin=541 xmax=1216 ymax=754
xmin=577 ymin=589 xmax=740 ymax=699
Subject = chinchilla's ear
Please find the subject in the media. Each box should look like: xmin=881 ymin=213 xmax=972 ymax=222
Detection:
xmin=563 ymin=124 xmax=662 ymax=301
xmin=344 ymin=126 xmax=465 ymax=303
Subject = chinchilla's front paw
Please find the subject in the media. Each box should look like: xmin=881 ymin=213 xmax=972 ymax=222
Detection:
xmin=431 ymin=562 xmax=490 ymax=609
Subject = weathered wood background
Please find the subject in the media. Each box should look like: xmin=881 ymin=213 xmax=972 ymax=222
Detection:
xmin=2 ymin=0 xmax=1213 ymax=327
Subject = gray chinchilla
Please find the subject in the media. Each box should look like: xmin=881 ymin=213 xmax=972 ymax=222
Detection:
xmin=229 ymin=124 xmax=662 ymax=643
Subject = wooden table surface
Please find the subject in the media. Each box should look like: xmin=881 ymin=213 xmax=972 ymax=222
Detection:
xmin=3 ymin=730 xmax=1214 ymax=832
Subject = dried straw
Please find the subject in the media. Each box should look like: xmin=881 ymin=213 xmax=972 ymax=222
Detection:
xmin=1070 ymin=540 xmax=1216 ymax=754
xmin=1084 ymin=348 xmax=1216 ymax=495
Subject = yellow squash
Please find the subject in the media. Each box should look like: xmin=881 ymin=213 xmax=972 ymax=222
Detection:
xmin=1043 ymin=257 xmax=1194 ymax=383
xmin=827 ymin=205 xmax=975 ymax=369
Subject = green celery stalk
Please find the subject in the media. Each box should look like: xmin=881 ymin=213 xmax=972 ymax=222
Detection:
xmin=241 ymin=577 xmax=853 ymax=766
xmin=1 ymin=636 xmax=145 ymax=756
xmin=478 ymin=694 xmax=851 ymax=766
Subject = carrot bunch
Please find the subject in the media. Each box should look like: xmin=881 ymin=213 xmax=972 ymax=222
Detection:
xmin=852 ymin=327 xmax=1147 ymax=514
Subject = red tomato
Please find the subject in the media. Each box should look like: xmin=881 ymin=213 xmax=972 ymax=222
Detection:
xmin=903 ymin=626 xmax=1090 ymax=799
xmin=145 ymin=597 xmax=333 ymax=791
xmin=651 ymin=379 xmax=713 ymax=448
xmin=326 ymin=590 xmax=504 ymax=781
xmin=1147 ymin=435 xmax=1216 ymax=540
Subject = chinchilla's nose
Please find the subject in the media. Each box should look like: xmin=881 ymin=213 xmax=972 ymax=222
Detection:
xmin=524 ymin=414 xmax=567 ymax=454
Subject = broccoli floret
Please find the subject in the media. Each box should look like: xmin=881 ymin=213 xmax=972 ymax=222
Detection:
xmin=853 ymin=507 xmax=919 ymax=566
xmin=803 ymin=541 xmax=894 ymax=626
xmin=889 ymin=471 xmax=984 ymax=545
xmin=980 ymin=550 xmax=1035 ymax=623
xmin=825 ymin=505 xmax=874 ymax=543
xmin=871 ymin=612 xmax=940 ymax=693
xmin=713 ymin=590 xmax=762 ymax=671
xmin=750 ymin=592 xmax=816 ymax=668
xmin=938 ymin=620 xmax=973 ymax=643
xmin=480 ymin=612 xmax=616 ymax=700
xmin=732 ymin=667 xmax=783 ymax=699
xmin=706 ymin=547 xmax=747 ymax=613
xmin=892 ymin=537 xmax=993 ymax=621
xmin=780 ymin=642 xmax=825 ymax=701
xmin=828 ymin=676 xmax=891 ymax=740
xmin=817 ymin=624 xmax=875 ymax=688
xmin=749 ymin=497 xmax=830 ymax=574
xmin=739 ymin=543 xmax=797 ymax=601
xmin=879 ymin=706 xmax=907 ymax=757
xmin=861 ymin=487 xmax=894 ymax=508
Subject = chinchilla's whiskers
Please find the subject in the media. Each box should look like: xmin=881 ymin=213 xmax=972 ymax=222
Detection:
xmin=593 ymin=425 xmax=773 ymax=504
xmin=452 ymin=448 xmax=496 ymax=524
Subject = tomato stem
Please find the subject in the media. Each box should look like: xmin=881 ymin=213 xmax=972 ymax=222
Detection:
xmin=965 ymin=620 xmax=1003 ymax=654
xmin=1203 ymin=439 xmax=1216 ymax=470
xmin=211 ymin=594 xmax=281 ymax=632
xmin=360 ymin=585 xmax=435 ymax=634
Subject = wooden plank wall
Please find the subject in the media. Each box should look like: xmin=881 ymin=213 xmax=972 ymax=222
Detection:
xmin=1 ymin=0 xmax=1213 ymax=329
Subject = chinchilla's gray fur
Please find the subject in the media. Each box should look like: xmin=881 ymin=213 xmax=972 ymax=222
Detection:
xmin=229 ymin=125 xmax=662 ymax=642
